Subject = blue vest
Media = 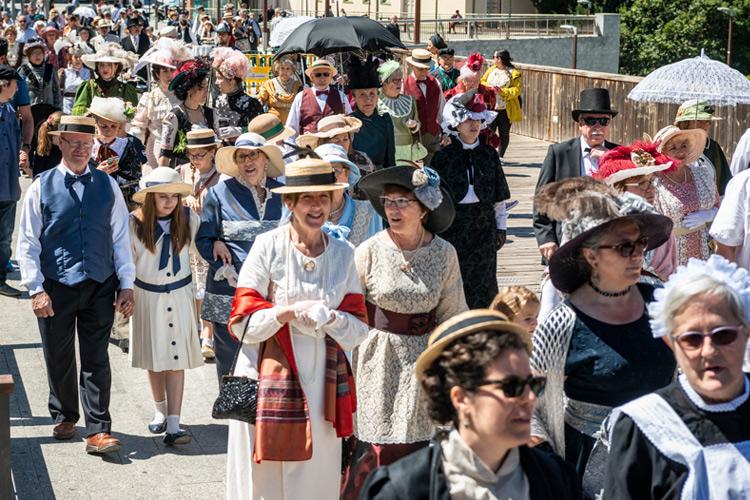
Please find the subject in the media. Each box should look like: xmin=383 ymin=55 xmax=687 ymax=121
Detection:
xmin=39 ymin=167 xmax=116 ymax=286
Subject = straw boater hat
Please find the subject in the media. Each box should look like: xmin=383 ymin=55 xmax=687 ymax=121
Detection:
xmin=215 ymin=132 xmax=285 ymax=178
xmin=248 ymin=113 xmax=295 ymax=144
xmin=88 ymin=96 xmax=131 ymax=123
xmin=49 ymin=116 xmax=96 ymax=136
xmin=358 ymin=165 xmax=456 ymax=234
xmin=406 ymin=48 xmax=433 ymax=69
xmin=415 ymin=309 xmax=529 ymax=381
xmin=535 ymin=177 xmax=673 ymax=294
xmin=296 ymin=115 xmax=362 ymax=149
xmin=650 ymin=125 xmax=707 ymax=165
xmin=82 ymin=42 xmax=137 ymax=70
xmin=304 ymin=58 xmax=337 ymax=79
xmin=185 ymin=129 xmax=222 ymax=149
xmin=271 ymin=158 xmax=349 ymax=194
xmin=133 ymin=167 xmax=192 ymax=204
xmin=674 ymin=99 xmax=722 ymax=123
xmin=592 ymin=141 xmax=675 ymax=186
xmin=96 ymin=19 xmax=113 ymax=29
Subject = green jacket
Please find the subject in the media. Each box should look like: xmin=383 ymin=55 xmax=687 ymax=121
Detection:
xmin=72 ymin=79 xmax=139 ymax=116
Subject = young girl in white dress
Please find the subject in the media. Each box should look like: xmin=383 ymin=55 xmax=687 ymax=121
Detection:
xmin=129 ymin=167 xmax=203 ymax=445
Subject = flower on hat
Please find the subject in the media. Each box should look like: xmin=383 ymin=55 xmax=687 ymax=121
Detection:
xmin=466 ymin=52 xmax=485 ymax=72
xmin=412 ymin=167 xmax=443 ymax=210
xmin=211 ymin=47 xmax=249 ymax=80
xmin=123 ymin=101 xmax=136 ymax=120
xmin=593 ymin=141 xmax=676 ymax=185
xmin=442 ymin=90 xmax=497 ymax=135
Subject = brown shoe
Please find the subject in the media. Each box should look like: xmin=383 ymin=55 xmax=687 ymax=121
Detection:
xmin=85 ymin=432 xmax=121 ymax=455
xmin=52 ymin=421 xmax=76 ymax=440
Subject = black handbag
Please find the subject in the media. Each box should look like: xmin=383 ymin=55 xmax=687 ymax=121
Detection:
xmin=211 ymin=322 xmax=258 ymax=423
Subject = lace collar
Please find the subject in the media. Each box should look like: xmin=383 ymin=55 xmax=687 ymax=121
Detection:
xmin=678 ymin=373 xmax=750 ymax=413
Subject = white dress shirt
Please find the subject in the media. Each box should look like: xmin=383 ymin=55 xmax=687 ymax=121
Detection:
xmin=580 ymin=136 xmax=606 ymax=176
xmin=456 ymin=138 xmax=508 ymax=230
xmin=285 ymin=86 xmax=352 ymax=135
xmin=16 ymin=162 xmax=135 ymax=296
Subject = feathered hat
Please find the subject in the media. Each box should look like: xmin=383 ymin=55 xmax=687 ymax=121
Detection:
xmin=347 ymin=55 xmax=381 ymax=89
xmin=460 ymin=52 xmax=485 ymax=79
xmin=593 ymin=141 xmax=676 ymax=186
xmin=211 ymin=47 xmax=249 ymax=80
xmin=535 ymin=177 xmax=673 ymax=293
xmin=169 ymin=60 xmax=209 ymax=93
xmin=442 ymin=89 xmax=497 ymax=134
xmin=82 ymin=41 xmax=138 ymax=70
xmin=135 ymin=37 xmax=191 ymax=72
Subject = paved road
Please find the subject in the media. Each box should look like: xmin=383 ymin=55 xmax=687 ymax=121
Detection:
xmin=0 ymin=133 xmax=549 ymax=499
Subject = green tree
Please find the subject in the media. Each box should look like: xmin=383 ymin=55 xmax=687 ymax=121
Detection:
xmin=620 ymin=0 xmax=750 ymax=76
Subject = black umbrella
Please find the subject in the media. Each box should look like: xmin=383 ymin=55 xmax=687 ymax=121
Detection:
xmin=274 ymin=16 xmax=406 ymax=58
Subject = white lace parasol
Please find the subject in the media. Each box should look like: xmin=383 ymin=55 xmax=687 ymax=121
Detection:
xmin=269 ymin=16 xmax=315 ymax=48
xmin=628 ymin=51 xmax=750 ymax=106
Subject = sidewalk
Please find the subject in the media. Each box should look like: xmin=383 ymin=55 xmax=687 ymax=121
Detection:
xmin=0 ymin=133 xmax=550 ymax=499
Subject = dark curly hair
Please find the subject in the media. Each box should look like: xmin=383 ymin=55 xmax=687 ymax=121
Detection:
xmin=421 ymin=329 xmax=531 ymax=427
xmin=170 ymin=60 xmax=209 ymax=101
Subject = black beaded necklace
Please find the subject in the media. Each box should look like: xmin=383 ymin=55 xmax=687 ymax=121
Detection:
xmin=588 ymin=279 xmax=631 ymax=297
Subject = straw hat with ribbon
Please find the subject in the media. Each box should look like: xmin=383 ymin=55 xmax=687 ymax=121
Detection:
xmin=49 ymin=116 xmax=97 ymax=136
xmin=415 ymin=309 xmax=529 ymax=381
xmin=271 ymin=159 xmax=349 ymax=194
xmin=185 ymin=129 xmax=222 ymax=149
xmin=87 ymin=96 xmax=134 ymax=124
xmin=649 ymin=125 xmax=707 ymax=165
xmin=248 ymin=113 xmax=295 ymax=144
xmin=133 ymin=166 xmax=192 ymax=204
xmin=304 ymin=58 xmax=337 ymax=79
xmin=216 ymin=132 xmax=285 ymax=178
xmin=296 ymin=115 xmax=362 ymax=150
xmin=406 ymin=48 xmax=433 ymax=69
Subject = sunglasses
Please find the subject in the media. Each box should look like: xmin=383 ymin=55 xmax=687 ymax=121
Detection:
xmin=581 ymin=117 xmax=611 ymax=127
xmin=623 ymin=178 xmax=654 ymax=190
xmin=380 ymin=196 xmax=417 ymax=209
xmin=672 ymin=325 xmax=743 ymax=351
xmin=313 ymin=72 xmax=330 ymax=78
xmin=595 ymin=236 xmax=649 ymax=258
xmin=479 ymin=375 xmax=547 ymax=398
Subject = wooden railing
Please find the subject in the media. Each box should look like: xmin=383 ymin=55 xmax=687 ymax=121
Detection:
xmin=511 ymin=62 xmax=750 ymax=158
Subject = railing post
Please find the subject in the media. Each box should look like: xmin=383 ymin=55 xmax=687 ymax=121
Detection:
xmin=414 ymin=0 xmax=421 ymax=45
xmin=0 ymin=375 xmax=14 ymax=500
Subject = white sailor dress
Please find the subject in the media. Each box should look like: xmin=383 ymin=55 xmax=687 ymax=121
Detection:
xmin=129 ymin=210 xmax=203 ymax=371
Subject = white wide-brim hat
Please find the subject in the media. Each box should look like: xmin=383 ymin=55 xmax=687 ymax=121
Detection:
xmin=133 ymin=167 xmax=192 ymax=204
xmin=216 ymin=132 xmax=285 ymax=179
xmin=87 ymin=96 xmax=129 ymax=123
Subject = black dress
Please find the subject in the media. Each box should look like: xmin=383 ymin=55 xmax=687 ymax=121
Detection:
xmin=604 ymin=374 xmax=750 ymax=499
xmin=431 ymin=136 xmax=510 ymax=308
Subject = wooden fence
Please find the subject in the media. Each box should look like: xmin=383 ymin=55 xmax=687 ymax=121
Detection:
xmin=511 ymin=62 xmax=750 ymax=158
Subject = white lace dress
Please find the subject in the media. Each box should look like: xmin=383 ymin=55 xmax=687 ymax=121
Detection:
xmin=353 ymin=231 xmax=468 ymax=444
xmin=130 ymin=85 xmax=181 ymax=174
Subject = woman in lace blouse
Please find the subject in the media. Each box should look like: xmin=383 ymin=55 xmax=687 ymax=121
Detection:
xmin=342 ymin=164 xmax=467 ymax=498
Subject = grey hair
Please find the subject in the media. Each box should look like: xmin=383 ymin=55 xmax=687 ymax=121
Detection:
xmin=655 ymin=274 xmax=749 ymax=336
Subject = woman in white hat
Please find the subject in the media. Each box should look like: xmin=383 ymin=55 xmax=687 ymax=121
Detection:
xmin=225 ymin=158 xmax=369 ymax=500
xmin=129 ymin=167 xmax=203 ymax=446
xmin=72 ymin=41 xmax=138 ymax=115
xmin=89 ymin=96 xmax=147 ymax=207
xmin=58 ymin=42 xmax=92 ymax=114
xmin=129 ymin=39 xmax=190 ymax=173
xmin=175 ymin=129 xmax=222 ymax=362
xmin=211 ymin=47 xmax=263 ymax=144
xmin=18 ymin=37 xmax=61 ymax=110
xmin=314 ymin=143 xmax=381 ymax=246
xmin=194 ymin=133 xmax=286 ymax=381
xmin=651 ymin=125 xmax=719 ymax=264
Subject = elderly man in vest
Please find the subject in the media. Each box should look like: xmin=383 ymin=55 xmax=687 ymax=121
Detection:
xmin=285 ymin=58 xmax=351 ymax=136
xmin=16 ymin=116 xmax=135 ymax=455
xmin=403 ymin=48 xmax=445 ymax=163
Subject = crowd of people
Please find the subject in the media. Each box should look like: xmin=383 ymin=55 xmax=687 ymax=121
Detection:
xmin=0 ymin=2 xmax=748 ymax=500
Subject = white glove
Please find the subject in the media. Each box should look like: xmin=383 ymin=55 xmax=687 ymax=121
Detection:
xmin=293 ymin=300 xmax=325 ymax=319
xmin=291 ymin=300 xmax=330 ymax=338
xmin=214 ymin=264 xmax=238 ymax=287
xmin=219 ymin=126 xmax=243 ymax=139
xmin=682 ymin=208 xmax=718 ymax=230
xmin=303 ymin=303 xmax=334 ymax=330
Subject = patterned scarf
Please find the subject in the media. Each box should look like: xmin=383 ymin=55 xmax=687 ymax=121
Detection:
xmin=229 ymin=287 xmax=367 ymax=463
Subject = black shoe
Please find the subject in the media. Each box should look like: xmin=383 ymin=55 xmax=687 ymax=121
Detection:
xmin=148 ymin=421 xmax=166 ymax=434
xmin=163 ymin=430 xmax=191 ymax=446
xmin=0 ymin=283 xmax=21 ymax=297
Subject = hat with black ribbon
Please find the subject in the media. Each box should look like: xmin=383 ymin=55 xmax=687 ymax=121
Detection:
xmin=49 ymin=115 xmax=96 ymax=136
xmin=271 ymin=158 xmax=349 ymax=194
xmin=186 ymin=129 xmax=221 ymax=149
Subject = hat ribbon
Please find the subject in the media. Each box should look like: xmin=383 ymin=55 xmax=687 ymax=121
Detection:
xmin=235 ymin=138 xmax=264 ymax=148
xmin=258 ymin=122 xmax=284 ymax=140
xmin=145 ymin=180 xmax=173 ymax=187
xmin=285 ymin=172 xmax=336 ymax=186
xmin=412 ymin=55 xmax=432 ymax=65
xmin=431 ymin=313 xmax=507 ymax=345
xmin=59 ymin=122 xmax=96 ymax=134
xmin=187 ymin=135 xmax=218 ymax=146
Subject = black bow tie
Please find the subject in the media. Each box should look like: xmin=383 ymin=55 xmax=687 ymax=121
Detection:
xmin=64 ymin=172 xmax=92 ymax=188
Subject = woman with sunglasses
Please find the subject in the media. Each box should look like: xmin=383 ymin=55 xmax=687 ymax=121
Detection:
xmin=362 ymin=310 xmax=581 ymax=500
xmin=604 ymin=255 xmax=750 ymax=499
xmin=533 ymin=177 xmax=676 ymax=495
xmin=593 ymin=141 xmax=679 ymax=283
xmin=341 ymin=165 xmax=467 ymax=498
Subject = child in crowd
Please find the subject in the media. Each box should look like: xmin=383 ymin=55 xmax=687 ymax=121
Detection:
xmin=129 ymin=168 xmax=203 ymax=445
xmin=490 ymin=285 xmax=540 ymax=334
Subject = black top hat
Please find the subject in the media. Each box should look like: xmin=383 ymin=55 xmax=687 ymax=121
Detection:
xmin=347 ymin=55 xmax=381 ymax=90
xmin=571 ymin=88 xmax=618 ymax=122
xmin=126 ymin=17 xmax=142 ymax=28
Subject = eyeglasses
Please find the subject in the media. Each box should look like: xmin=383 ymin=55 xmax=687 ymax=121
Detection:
xmin=672 ymin=325 xmax=743 ymax=351
xmin=478 ymin=375 xmax=547 ymax=398
xmin=236 ymin=150 xmax=262 ymax=162
xmin=313 ymin=72 xmax=330 ymax=78
xmin=623 ymin=178 xmax=654 ymax=190
xmin=581 ymin=117 xmax=611 ymax=127
xmin=187 ymin=151 xmax=210 ymax=161
xmin=332 ymin=165 xmax=350 ymax=175
xmin=380 ymin=196 xmax=417 ymax=209
xmin=595 ymin=236 xmax=649 ymax=257
xmin=59 ymin=137 xmax=93 ymax=150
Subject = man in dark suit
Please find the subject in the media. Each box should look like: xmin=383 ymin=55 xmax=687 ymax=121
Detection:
xmin=120 ymin=17 xmax=150 ymax=81
xmin=533 ymin=88 xmax=619 ymax=261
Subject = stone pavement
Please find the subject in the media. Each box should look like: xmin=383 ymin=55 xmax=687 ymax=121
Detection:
xmin=0 ymin=133 xmax=549 ymax=499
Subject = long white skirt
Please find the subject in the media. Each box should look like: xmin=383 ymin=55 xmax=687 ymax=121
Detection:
xmin=226 ymin=333 xmax=342 ymax=500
